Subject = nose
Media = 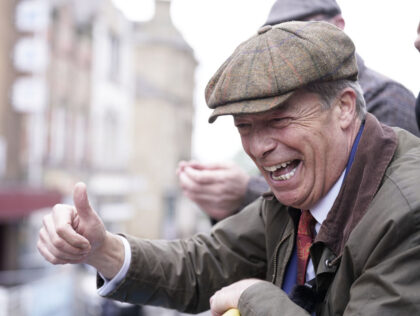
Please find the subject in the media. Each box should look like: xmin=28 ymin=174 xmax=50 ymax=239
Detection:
xmin=248 ymin=127 xmax=276 ymax=160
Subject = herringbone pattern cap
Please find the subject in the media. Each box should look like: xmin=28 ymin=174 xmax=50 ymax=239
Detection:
xmin=206 ymin=21 xmax=358 ymax=123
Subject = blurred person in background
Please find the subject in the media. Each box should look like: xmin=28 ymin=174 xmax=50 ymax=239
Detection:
xmin=415 ymin=20 xmax=420 ymax=129
xmin=37 ymin=21 xmax=420 ymax=315
xmin=177 ymin=0 xmax=420 ymax=223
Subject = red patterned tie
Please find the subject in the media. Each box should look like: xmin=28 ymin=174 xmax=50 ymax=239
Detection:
xmin=296 ymin=210 xmax=316 ymax=285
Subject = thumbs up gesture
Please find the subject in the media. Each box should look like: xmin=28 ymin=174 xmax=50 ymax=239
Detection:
xmin=38 ymin=182 xmax=124 ymax=278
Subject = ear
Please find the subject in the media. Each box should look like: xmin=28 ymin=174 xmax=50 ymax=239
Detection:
xmin=329 ymin=14 xmax=345 ymax=30
xmin=336 ymin=88 xmax=357 ymax=130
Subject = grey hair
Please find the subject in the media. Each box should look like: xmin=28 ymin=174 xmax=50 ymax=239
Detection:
xmin=304 ymin=80 xmax=367 ymax=120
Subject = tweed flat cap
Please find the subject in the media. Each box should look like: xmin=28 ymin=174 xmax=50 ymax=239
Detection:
xmin=205 ymin=21 xmax=357 ymax=123
xmin=264 ymin=0 xmax=341 ymax=26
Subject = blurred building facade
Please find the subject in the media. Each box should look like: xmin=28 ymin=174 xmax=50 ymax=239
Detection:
xmin=129 ymin=0 xmax=196 ymax=239
xmin=0 ymin=0 xmax=62 ymax=270
xmin=0 ymin=0 xmax=197 ymax=314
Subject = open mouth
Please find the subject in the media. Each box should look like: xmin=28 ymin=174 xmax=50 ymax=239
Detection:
xmin=263 ymin=160 xmax=300 ymax=181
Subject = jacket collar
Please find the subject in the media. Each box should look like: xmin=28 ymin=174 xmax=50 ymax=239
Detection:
xmin=314 ymin=113 xmax=398 ymax=255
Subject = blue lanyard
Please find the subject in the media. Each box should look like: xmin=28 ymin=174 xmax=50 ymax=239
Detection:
xmin=344 ymin=122 xmax=365 ymax=178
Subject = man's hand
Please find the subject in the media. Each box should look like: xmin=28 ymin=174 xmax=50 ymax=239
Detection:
xmin=209 ymin=279 xmax=263 ymax=316
xmin=415 ymin=21 xmax=420 ymax=52
xmin=37 ymin=182 xmax=124 ymax=279
xmin=177 ymin=161 xmax=250 ymax=221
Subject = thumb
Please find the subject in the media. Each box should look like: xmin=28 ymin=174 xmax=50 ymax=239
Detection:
xmin=73 ymin=182 xmax=94 ymax=219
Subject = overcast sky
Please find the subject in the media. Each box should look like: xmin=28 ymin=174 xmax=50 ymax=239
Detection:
xmin=113 ymin=0 xmax=420 ymax=164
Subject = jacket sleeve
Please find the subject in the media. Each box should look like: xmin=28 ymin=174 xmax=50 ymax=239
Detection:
xmin=239 ymin=282 xmax=309 ymax=316
xmin=102 ymin=198 xmax=268 ymax=313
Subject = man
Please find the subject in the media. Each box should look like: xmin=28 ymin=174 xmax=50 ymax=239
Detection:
xmin=38 ymin=22 xmax=420 ymax=315
xmin=178 ymin=0 xmax=420 ymax=222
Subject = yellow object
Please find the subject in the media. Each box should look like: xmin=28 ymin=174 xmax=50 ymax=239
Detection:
xmin=222 ymin=308 xmax=240 ymax=316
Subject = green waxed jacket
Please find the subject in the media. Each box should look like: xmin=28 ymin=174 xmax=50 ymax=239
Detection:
xmin=104 ymin=114 xmax=420 ymax=315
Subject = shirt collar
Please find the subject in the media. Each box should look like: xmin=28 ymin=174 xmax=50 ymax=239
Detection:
xmin=310 ymin=169 xmax=345 ymax=233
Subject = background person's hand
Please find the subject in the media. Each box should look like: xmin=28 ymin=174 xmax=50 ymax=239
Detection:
xmin=415 ymin=21 xmax=420 ymax=52
xmin=177 ymin=161 xmax=250 ymax=220
xmin=209 ymin=279 xmax=263 ymax=316
xmin=37 ymin=182 xmax=124 ymax=278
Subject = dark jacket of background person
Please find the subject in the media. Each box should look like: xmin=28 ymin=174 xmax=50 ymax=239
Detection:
xmin=416 ymin=93 xmax=420 ymax=129
xmin=416 ymin=21 xmax=420 ymax=129
xmin=101 ymin=114 xmax=420 ymax=315
xmin=356 ymin=55 xmax=419 ymax=136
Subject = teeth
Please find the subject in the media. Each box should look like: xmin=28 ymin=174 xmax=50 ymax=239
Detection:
xmin=264 ymin=165 xmax=277 ymax=172
xmin=263 ymin=160 xmax=292 ymax=172
xmin=272 ymin=167 xmax=297 ymax=181
xmin=262 ymin=160 xmax=297 ymax=181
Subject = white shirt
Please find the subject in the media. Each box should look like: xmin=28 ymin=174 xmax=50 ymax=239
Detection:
xmin=306 ymin=170 xmax=345 ymax=281
xmin=98 ymin=170 xmax=346 ymax=295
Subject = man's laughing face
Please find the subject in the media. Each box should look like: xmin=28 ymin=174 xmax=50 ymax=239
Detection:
xmin=234 ymin=89 xmax=350 ymax=210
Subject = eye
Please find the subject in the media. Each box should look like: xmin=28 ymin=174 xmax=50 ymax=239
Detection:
xmin=271 ymin=117 xmax=291 ymax=128
xmin=235 ymin=123 xmax=249 ymax=128
xmin=234 ymin=122 xmax=251 ymax=134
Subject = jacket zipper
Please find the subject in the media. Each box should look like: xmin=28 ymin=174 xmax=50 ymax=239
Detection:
xmin=271 ymin=231 xmax=294 ymax=284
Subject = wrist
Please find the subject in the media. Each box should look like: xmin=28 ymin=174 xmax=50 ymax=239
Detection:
xmin=86 ymin=231 xmax=125 ymax=279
